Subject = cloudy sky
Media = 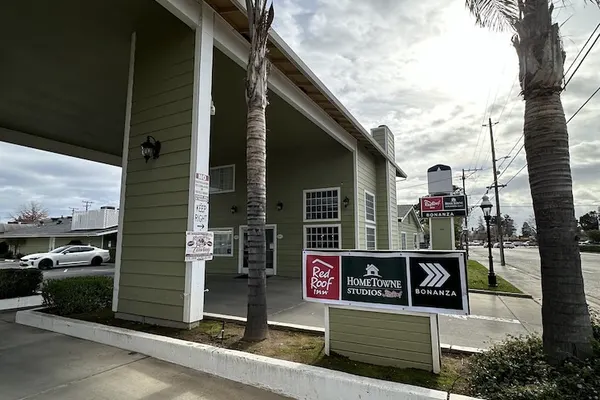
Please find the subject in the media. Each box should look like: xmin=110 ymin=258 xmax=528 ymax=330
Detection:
xmin=1 ymin=0 xmax=599 ymax=232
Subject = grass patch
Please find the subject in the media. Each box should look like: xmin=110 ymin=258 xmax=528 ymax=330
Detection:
xmin=468 ymin=260 xmax=522 ymax=293
xmin=67 ymin=308 xmax=470 ymax=395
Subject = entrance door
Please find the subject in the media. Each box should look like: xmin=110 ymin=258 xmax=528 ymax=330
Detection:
xmin=239 ymin=225 xmax=276 ymax=276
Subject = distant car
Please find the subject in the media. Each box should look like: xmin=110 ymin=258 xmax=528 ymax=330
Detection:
xmin=19 ymin=245 xmax=110 ymax=270
xmin=503 ymin=242 xmax=516 ymax=249
xmin=493 ymin=242 xmax=500 ymax=248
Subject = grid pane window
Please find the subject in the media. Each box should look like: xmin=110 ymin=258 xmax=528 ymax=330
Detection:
xmin=401 ymin=232 xmax=407 ymax=250
xmin=211 ymin=230 xmax=233 ymax=256
xmin=305 ymin=189 xmax=339 ymax=221
xmin=305 ymin=225 xmax=340 ymax=249
xmin=366 ymin=226 xmax=376 ymax=250
xmin=414 ymin=233 xmax=419 ymax=249
xmin=210 ymin=165 xmax=235 ymax=193
xmin=365 ymin=192 xmax=375 ymax=223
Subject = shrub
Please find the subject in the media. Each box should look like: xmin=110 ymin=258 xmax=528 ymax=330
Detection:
xmin=0 ymin=268 xmax=44 ymax=299
xmin=580 ymin=245 xmax=600 ymax=253
xmin=3 ymin=250 xmax=14 ymax=260
xmin=466 ymin=327 xmax=600 ymax=400
xmin=15 ymin=253 xmax=25 ymax=259
xmin=0 ymin=241 xmax=8 ymax=255
xmin=42 ymin=276 xmax=113 ymax=315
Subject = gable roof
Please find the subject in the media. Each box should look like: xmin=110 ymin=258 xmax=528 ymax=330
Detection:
xmin=397 ymin=204 xmax=424 ymax=232
xmin=203 ymin=0 xmax=406 ymax=178
xmin=0 ymin=217 xmax=117 ymax=239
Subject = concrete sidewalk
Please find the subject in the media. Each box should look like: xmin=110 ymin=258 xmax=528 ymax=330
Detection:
xmin=0 ymin=311 xmax=288 ymax=400
xmin=205 ymin=274 xmax=542 ymax=350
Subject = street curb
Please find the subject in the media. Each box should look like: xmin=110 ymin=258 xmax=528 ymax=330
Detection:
xmin=203 ymin=313 xmax=485 ymax=355
xmin=0 ymin=295 xmax=43 ymax=311
xmin=16 ymin=309 xmax=482 ymax=400
xmin=468 ymin=289 xmax=533 ymax=299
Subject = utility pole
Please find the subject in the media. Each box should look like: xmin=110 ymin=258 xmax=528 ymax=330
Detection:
xmin=69 ymin=207 xmax=78 ymax=216
xmin=82 ymin=201 xmax=93 ymax=212
xmin=462 ymin=168 xmax=481 ymax=260
xmin=484 ymin=117 xmax=506 ymax=266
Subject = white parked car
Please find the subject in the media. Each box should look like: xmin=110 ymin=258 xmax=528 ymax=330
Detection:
xmin=503 ymin=242 xmax=516 ymax=249
xmin=20 ymin=245 xmax=110 ymax=270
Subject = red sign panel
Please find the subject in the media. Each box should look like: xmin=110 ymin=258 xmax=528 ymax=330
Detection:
xmin=420 ymin=196 xmax=443 ymax=211
xmin=304 ymin=254 xmax=340 ymax=301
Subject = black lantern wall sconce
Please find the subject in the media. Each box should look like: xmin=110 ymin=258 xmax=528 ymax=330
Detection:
xmin=277 ymin=201 xmax=284 ymax=211
xmin=343 ymin=196 xmax=350 ymax=208
xmin=141 ymin=136 xmax=161 ymax=163
xmin=230 ymin=205 xmax=238 ymax=214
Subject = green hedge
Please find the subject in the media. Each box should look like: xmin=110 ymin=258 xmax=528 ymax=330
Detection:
xmin=42 ymin=276 xmax=113 ymax=315
xmin=580 ymin=245 xmax=600 ymax=253
xmin=466 ymin=316 xmax=600 ymax=400
xmin=0 ymin=268 xmax=43 ymax=299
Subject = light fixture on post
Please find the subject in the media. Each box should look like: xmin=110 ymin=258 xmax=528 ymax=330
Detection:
xmin=230 ymin=205 xmax=238 ymax=214
xmin=343 ymin=196 xmax=350 ymax=208
xmin=140 ymin=136 xmax=161 ymax=163
xmin=276 ymin=201 xmax=284 ymax=211
xmin=480 ymin=195 xmax=497 ymax=287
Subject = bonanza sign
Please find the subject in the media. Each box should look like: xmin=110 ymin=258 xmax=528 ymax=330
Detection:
xmin=303 ymin=250 xmax=469 ymax=315
xmin=420 ymin=195 xmax=467 ymax=217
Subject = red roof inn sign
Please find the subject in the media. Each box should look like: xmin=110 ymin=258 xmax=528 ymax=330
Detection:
xmin=420 ymin=194 xmax=467 ymax=218
xmin=303 ymin=250 xmax=469 ymax=315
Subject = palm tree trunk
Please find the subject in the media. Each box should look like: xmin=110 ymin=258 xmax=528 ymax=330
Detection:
xmin=524 ymin=94 xmax=593 ymax=363
xmin=243 ymin=0 xmax=273 ymax=342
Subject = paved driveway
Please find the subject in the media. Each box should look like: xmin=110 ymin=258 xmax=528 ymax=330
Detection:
xmin=0 ymin=311 xmax=288 ymax=400
xmin=470 ymin=247 xmax=600 ymax=310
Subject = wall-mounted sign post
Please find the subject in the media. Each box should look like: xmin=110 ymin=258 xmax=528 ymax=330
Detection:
xmin=303 ymin=250 xmax=469 ymax=373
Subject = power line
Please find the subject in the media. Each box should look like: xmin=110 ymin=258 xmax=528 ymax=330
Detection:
xmin=501 ymin=163 xmax=528 ymax=187
xmin=566 ymin=84 xmax=600 ymax=124
xmin=564 ymin=23 xmax=600 ymax=86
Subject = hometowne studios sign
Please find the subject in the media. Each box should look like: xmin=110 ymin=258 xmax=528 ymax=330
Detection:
xmin=302 ymin=250 xmax=469 ymax=315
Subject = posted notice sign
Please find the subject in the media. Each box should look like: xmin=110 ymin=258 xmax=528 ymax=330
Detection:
xmin=303 ymin=250 xmax=469 ymax=315
xmin=185 ymin=231 xmax=214 ymax=262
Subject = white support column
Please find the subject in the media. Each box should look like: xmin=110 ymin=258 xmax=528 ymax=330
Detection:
xmin=112 ymin=32 xmax=136 ymax=312
xmin=183 ymin=3 xmax=214 ymax=324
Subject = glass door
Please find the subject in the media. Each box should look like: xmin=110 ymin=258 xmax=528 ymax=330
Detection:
xmin=239 ymin=225 xmax=276 ymax=275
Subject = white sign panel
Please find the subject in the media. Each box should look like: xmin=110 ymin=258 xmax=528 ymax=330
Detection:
xmin=185 ymin=231 xmax=214 ymax=261
xmin=195 ymin=173 xmax=210 ymax=202
xmin=193 ymin=201 xmax=209 ymax=231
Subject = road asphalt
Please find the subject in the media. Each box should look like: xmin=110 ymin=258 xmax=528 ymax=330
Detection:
xmin=0 ymin=311 xmax=288 ymax=400
xmin=470 ymin=247 xmax=600 ymax=310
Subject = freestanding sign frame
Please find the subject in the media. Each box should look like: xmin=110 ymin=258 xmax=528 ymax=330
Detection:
xmin=302 ymin=250 xmax=469 ymax=315
xmin=303 ymin=249 xmax=469 ymax=374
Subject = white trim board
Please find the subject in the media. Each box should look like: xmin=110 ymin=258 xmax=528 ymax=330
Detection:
xmin=183 ymin=3 xmax=215 ymax=324
xmin=0 ymin=127 xmax=121 ymax=167
xmin=113 ymin=31 xmax=136 ymax=313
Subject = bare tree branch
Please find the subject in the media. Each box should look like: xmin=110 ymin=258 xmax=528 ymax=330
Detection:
xmin=10 ymin=201 xmax=49 ymax=223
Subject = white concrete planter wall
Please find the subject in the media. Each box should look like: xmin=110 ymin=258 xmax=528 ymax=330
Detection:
xmin=0 ymin=295 xmax=43 ymax=311
xmin=16 ymin=309 xmax=480 ymax=400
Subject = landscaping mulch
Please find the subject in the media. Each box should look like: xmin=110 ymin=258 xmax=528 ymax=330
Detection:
xmin=60 ymin=308 xmax=471 ymax=395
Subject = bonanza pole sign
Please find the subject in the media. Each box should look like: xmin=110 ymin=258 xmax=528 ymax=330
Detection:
xmin=303 ymin=250 xmax=469 ymax=315
xmin=420 ymin=195 xmax=467 ymax=218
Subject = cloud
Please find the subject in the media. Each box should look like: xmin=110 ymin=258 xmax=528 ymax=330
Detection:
xmin=1 ymin=0 xmax=599 ymax=232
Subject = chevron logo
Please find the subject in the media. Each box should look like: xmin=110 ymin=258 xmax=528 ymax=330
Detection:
xmin=419 ymin=263 xmax=451 ymax=288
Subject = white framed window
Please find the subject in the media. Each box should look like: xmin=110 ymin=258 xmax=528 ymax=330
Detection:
xmin=303 ymin=187 xmax=340 ymax=222
xmin=413 ymin=233 xmax=419 ymax=249
xmin=304 ymin=224 xmax=341 ymax=249
xmin=210 ymin=165 xmax=235 ymax=194
xmin=366 ymin=226 xmax=376 ymax=250
xmin=401 ymin=231 xmax=407 ymax=250
xmin=364 ymin=190 xmax=376 ymax=223
xmin=210 ymin=228 xmax=234 ymax=256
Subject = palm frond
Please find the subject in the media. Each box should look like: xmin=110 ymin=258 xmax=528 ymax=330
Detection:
xmin=465 ymin=0 xmax=520 ymax=32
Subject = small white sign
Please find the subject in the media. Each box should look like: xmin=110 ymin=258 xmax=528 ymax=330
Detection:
xmin=195 ymin=173 xmax=210 ymax=202
xmin=185 ymin=231 xmax=214 ymax=261
xmin=193 ymin=201 xmax=209 ymax=231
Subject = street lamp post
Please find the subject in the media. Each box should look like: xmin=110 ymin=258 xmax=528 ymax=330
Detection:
xmin=480 ymin=195 xmax=498 ymax=287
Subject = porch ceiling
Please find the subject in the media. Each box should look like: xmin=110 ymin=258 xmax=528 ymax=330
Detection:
xmin=0 ymin=0 xmax=160 ymax=163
